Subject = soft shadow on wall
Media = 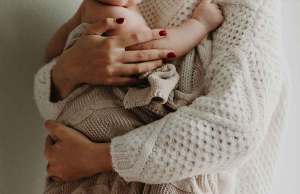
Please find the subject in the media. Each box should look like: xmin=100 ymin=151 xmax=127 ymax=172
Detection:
xmin=0 ymin=1 xmax=80 ymax=193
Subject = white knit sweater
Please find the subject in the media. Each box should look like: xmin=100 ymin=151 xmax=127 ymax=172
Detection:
xmin=34 ymin=0 xmax=288 ymax=194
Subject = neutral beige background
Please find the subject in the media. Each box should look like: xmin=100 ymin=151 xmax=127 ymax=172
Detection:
xmin=0 ymin=0 xmax=298 ymax=194
xmin=0 ymin=1 xmax=81 ymax=193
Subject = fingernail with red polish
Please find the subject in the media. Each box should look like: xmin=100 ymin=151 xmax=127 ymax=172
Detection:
xmin=116 ymin=18 xmax=125 ymax=24
xmin=167 ymin=52 xmax=176 ymax=59
xmin=159 ymin=30 xmax=167 ymax=36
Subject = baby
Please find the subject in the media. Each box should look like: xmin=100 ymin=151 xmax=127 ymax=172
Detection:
xmin=45 ymin=0 xmax=223 ymax=193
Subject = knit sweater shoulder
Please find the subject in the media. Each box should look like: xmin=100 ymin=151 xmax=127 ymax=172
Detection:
xmin=34 ymin=0 xmax=288 ymax=194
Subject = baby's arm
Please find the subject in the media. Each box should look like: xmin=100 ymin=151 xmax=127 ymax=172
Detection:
xmin=128 ymin=0 xmax=223 ymax=58
xmin=171 ymin=0 xmax=224 ymax=56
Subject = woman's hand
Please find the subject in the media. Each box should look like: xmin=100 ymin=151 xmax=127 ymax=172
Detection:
xmin=127 ymin=26 xmax=199 ymax=58
xmin=45 ymin=0 xmax=143 ymax=62
xmin=53 ymin=18 xmax=174 ymax=99
xmin=44 ymin=121 xmax=112 ymax=182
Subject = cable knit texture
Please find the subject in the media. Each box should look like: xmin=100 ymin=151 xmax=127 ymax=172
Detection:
xmin=34 ymin=0 xmax=288 ymax=194
xmin=43 ymin=1 xmax=211 ymax=193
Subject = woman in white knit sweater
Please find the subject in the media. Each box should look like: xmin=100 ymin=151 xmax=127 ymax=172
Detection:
xmin=34 ymin=0 xmax=288 ymax=194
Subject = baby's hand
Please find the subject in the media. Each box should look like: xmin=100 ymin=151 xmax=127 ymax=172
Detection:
xmin=128 ymin=25 xmax=202 ymax=58
xmin=192 ymin=0 xmax=224 ymax=33
xmin=96 ymin=0 xmax=141 ymax=6
xmin=126 ymin=0 xmax=224 ymax=59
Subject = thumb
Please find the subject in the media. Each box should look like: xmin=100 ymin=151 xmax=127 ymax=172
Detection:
xmin=45 ymin=120 xmax=70 ymax=140
xmin=83 ymin=18 xmax=125 ymax=36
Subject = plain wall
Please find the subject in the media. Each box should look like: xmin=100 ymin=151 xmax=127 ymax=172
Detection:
xmin=0 ymin=0 xmax=298 ymax=194
xmin=0 ymin=1 xmax=81 ymax=193
xmin=271 ymin=1 xmax=299 ymax=194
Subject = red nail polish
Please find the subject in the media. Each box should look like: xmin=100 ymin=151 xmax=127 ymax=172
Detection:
xmin=116 ymin=18 xmax=125 ymax=24
xmin=159 ymin=30 xmax=167 ymax=36
xmin=167 ymin=52 xmax=176 ymax=59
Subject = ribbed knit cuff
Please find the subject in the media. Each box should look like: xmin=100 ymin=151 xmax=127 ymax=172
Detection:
xmin=34 ymin=59 xmax=88 ymax=120
xmin=110 ymin=117 xmax=168 ymax=183
xmin=110 ymin=137 xmax=140 ymax=182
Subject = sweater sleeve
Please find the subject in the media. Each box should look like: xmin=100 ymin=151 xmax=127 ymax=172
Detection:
xmin=33 ymin=58 xmax=88 ymax=120
xmin=110 ymin=0 xmax=285 ymax=184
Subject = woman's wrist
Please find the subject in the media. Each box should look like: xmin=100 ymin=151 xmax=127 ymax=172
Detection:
xmin=93 ymin=143 xmax=113 ymax=172
xmin=51 ymin=56 xmax=78 ymax=101
xmin=48 ymin=9 xmax=82 ymax=101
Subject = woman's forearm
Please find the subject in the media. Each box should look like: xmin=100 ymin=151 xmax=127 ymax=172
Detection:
xmin=109 ymin=1 xmax=283 ymax=184
xmin=171 ymin=0 xmax=224 ymax=51
xmin=51 ymin=56 xmax=78 ymax=101
xmin=45 ymin=10 xmax=81 ymax=63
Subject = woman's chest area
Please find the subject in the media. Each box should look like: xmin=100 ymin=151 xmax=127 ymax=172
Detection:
xmin=138 ymin=0 xmax=200 ymax=28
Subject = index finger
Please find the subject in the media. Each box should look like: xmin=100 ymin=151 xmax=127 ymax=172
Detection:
xmin=45 ymin=120 xmax=69 ymax=140
xmin=116 ymin=29 xmax=168 ymax=48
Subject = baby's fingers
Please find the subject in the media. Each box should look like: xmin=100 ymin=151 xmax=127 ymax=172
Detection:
xmin=108 ymin=60 xmax=163 ymax=76
xmin=116 ymin=29 xmax=168 ymax=48
xmin=123 ymin=49 xmax=175 ymax=63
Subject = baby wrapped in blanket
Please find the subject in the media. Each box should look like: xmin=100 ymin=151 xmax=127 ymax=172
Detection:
xmin=46 ymin=0 xmax=221 ymax=193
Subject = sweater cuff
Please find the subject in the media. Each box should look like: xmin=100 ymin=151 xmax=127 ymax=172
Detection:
xmin=34 ymin=59 xmax=88 ymax=120
xmin=110 ymin=137 xmax=140 ymax=182
xmin=110 ymin=116 xmax=168 ymax=182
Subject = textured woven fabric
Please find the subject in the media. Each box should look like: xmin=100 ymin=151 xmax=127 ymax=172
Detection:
xmin=34 ymin=0 xmax=288 ymax=194
xmin=45 ymin=1 xmax=209 ymax=193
